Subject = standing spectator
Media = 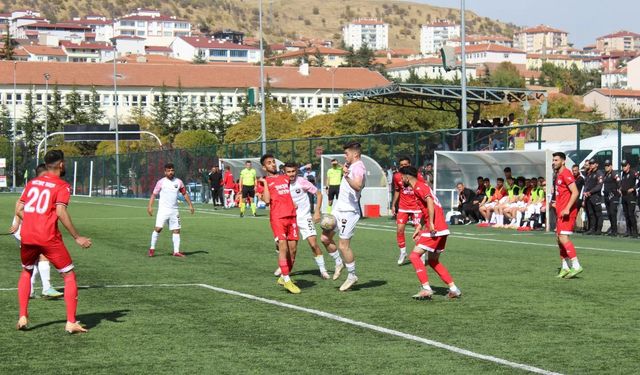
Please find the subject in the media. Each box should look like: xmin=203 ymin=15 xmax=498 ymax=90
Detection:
xmin=620 ymin=160 xmax=638 ymax=238
xmin=456 ymin=182 xmax=479 ymax=223
xmin=423 ymin=163 xmax=434 ymax=186
xmin=602 ymin=160 xmax=621 ymax=236
xmin=208 ymin=166 xmax=223 ymax=210
xmin=222 ymin=165 xmax=235 ymax=208
xmin=572 ymin=164 xmax=586 ymax=232
xmin=583 ymin=159 xmax=604 ymax=235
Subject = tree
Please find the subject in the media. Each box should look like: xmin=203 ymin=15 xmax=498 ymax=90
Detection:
xmin=192 ymin=49 xmax=207 ymax=64
xmin=0 ymin=28 xmax=14 ymax=60
xmin=169 ymin=82 xmax=185 ymax=138
xmin=173 ymin=130 xmax=218 ymax=149
xmin=355 ymin=43 xmax=375 ymax=68
xmin=184 ymin=103 xmax=201 ymax=130
xmin=64 ymin=88 xmax=88 ymax=125
xmin=0 ymin=104 xmax=12 ymax=140
xmin=86 ymin=86 xmax=104 ymax=125
xmin=19 ymin=89 xmax=42 ymax=152
xmin=151 ymin=85 xmax=172 ymax=137
xmin=209 ymin=94 xmax=236 ymax=142
xmin=313 ymin=49 xmax=325 ymax=67
xmin=47 ymin=85 xmax=64 ymax=133
xmin=490 ymin=62 xmax=525 ymax=88
xmin=225 ymin=100 xmax=302 ymax=143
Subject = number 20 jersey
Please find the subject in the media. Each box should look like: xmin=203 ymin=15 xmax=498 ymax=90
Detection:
xmin=19 ymin=173 xmax=71 ymax=246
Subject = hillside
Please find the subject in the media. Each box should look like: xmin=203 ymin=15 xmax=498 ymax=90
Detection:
xmin=1 ymin=0 xmax=518 ymax=50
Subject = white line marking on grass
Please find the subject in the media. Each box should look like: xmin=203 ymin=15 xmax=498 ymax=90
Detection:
xmin=452 ymin=234 xmax=640 ymax=254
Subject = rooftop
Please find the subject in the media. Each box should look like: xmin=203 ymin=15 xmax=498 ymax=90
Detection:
xmin=516 ymin=25 xmax=567 ymax=35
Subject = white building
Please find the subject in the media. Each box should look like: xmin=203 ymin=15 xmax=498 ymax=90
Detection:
xmin=0 ymin=62 xmax=389 ymax=121
xmin=61 ymin=41 xmax=115 ymax=63
xmin=19 ymin=45 xmax=67 ymax=62
xmin=342 ymin=19 xmax=389 ymax=51
xmin=7 ymin=10 xmax=44 ymax=36
xmin=601 ymin=67 xmax=627 ymax=89
xmin=16 ymin=21 xmax=91 ymax=41
xmin=584 ymin=89 xmax=640 ymax=119
xmin=513 ymin=25 xmax=569 ymax=53
xmin=596 ymin=30 xmax=640 ymax=53
xmin=420 ymin=21 xmax=460 ymax=55
xmin=171 ymin=37 xmax=261 ymax=63
xmin=69 ymin=16 xmax=115 ymax=42
xmin=446 ymin=34 xmax=513 ymax=48
xmin=114 ymin=9 xmax=191 ymax=39
xmin=113 ymin=35 xmax=146 ymax=56
xmin=625 ymin=55 xmax=640 ymax=90
xmin=384 ymin=57 xmax=477 ymax=82
xmin=456 ymin=44 xmax=527 ymax=65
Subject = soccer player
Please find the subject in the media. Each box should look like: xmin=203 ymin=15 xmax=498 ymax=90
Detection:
xmin=391 ymin=156 xmax=424 ymax=265
xmin=552 ymin=152 xmax=582 ymax=278
xmin=260 ymin=156 xmax=301 ymax=294
xmin=399 ymin=166 xmax=461 ymax=300
xmin=147 ymin=163 xmax=194 ymax=257
xmin=14 ymin=150 xmax=92 ymax=333
xmin=325 ymin=159 xmax=343 ymax=214
xmin=10 ymin=164 xmax=64 ymax=299
xmin=222 ymin=165 xmax=235 ymax=208
xmin=320 ymin=142 xmax=366 ymax=291
xmin=239 ymin=161 xmax=257 ymax=217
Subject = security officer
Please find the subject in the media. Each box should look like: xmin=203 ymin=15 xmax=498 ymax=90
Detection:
xmin=572 ymin=164 xmax=586 ymax=231
xmin=619 ymin=159 xmax=638 ymax=238
xmin=602 ymin=160 xmax=621 ymax=236
xmin=583 ymin=158 xmax=604 ymax=235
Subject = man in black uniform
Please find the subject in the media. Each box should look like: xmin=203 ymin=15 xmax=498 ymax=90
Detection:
xmin=208 ymin=165 xmax=223 ymax=209
xmin=583 ymin=158 xmax=604 ymax=235
xmin=456 ymin=182 xmax=479 ymax=223
xmin=620 ymin=159 xmax=638 ymax=238
xmin=602 ymin=160 xmax=621 ymax=236
xmin=572 ymin=164 xmax=586 ymax=232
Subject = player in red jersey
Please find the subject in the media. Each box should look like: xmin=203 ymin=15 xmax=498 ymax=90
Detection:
xmin=14 ymin=150 xmax=92 ymax=333
xmin=222 ymin=165 xmax=235 ymax=208
xmin=399 ymin=166 xmax=461 ymax=300
xmin=552 ymin=152 xmax=582 ymax=279
xmin=260 ymin=155 xmax=301 ymax=294
xmin=391 ymin=157 xmax=424 ymax=265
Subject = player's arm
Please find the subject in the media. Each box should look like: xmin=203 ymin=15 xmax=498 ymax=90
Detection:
xmin=313 ymin=189 xmax=323 ymax=223
xmin=147 ymin=193 xmax=156 ymax=216
xmin=425 ymin=195 xmax=436 ymax=234
xmin=344 ymin=166 xmax=364 ymax=191
xmin=259 ymin=178 xmax=270 ymax=205
xmin=391 ymin=189 xmax=399 ymax=215
xmin=180 ymin=185 xmax=195 ymax=214
xmin=10 ymin=201 xmax=24 ymax=233
xmin=56 ymin=205 xmax=91 ymax=248
xmin=562 ymin=182 xmax=579 ymax=217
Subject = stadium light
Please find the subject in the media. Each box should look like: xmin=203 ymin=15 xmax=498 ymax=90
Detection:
xmin=12 ymin=61 xmax=16 ymax=191
xmin=460 ymin=0 xmax=468 ymax=152
xmin=113 ymin=43 xmax=121 ymax=196
xmin=259 ymin=0 xmax=267 ymax=154
xmin=43 ymin=72 xmax=50 ymax=155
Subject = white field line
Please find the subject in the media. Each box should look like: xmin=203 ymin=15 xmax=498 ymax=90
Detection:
xmin=0 ymin=282 xmax=561 ymax=375
xmin=73 ymin=201 xmax=640 ymax=255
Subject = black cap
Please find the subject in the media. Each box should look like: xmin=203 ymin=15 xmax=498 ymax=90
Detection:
xmin=621 ymin=159 xmax=630 ymax=166
xmin=604 ymin=160 xmax=611 ymax=166
xmin=589 ymin=158 xmax=597 ymax=164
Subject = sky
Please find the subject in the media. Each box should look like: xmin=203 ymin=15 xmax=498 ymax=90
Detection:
xmin=414 ymin=0 xmax=639 ymax=48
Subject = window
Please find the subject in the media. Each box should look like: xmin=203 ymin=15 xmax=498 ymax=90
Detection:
xmin=102 ymin=95 xmax=110 ymax=105
xmin=622 ymin=146 xmax=640 ymax=167
xmin=316 ymin=97 xmax=323 ymax=108
xmin=163 ymin=31 xmax=172 ymax=37
xmin=225 ymin=96 xmax=233 ymax=107
xmin=141 ymin=95 xmax=147 ymax=107
xmin=593 ymin=150 xmax=613 ymax=167
xmin=36 ymin=94 xmax=43 ymax=105
xmin=137 ymin=21 xmax=146 ymax=27
xmin=230 ymin=50 xmax=248 ymax=59
xmin=132 ymin=95 xmax=139 ymax=105
xmin=16 ymin=93 xmax=23 ymax=105
xmin=84 ymin=94 xmax=91 ymax=104
xmin=210 ymin=49 xmax=227 ymax=57
xmin=137 ymin=30 xmax=145 ymax=36
xmin=120 ymin=20 xmax=135 ymax=27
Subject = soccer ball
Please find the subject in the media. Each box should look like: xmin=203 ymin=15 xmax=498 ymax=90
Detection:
xmin=320 ymin=214 xmax=337 ymax=231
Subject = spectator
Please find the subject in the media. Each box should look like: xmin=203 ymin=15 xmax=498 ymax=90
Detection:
xmin=602 ymin=160 xmax=621 ymax=236
xmin=456 ymin=182 xmax=480 ymax=223
xmin=620 ymin=160 xmax=638 ymax=238
xmin=208 ymin=165 xmax=223 ymax=210
xmin=583 ymin=159 xmax=604 ymax=235
xmin=222 ymin=165 xmax=235 ymax=208
xmin=572 ymin=164 xmax=586 ymax=232
xmin=423 ymin=163 xmax=434 ymax=186
xmin=199 ymin=168 xmax=210 ymax=203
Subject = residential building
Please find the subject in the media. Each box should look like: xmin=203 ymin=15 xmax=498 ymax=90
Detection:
xmin=513 ymin=25 xmax=568 ymax=53
xmin=446 ymin=34 xmax=513 ymax=48
xmin=113 ymin=35 xmax=146 ymax=56
xmin=16 ymin=22 xmax=91 ymax=41
xmin=145 ymin=45 xmax=172 ymax=56
xmin=601 ymin=67 xmax=627 ymax=89
xmin=421 ymin=21 xmax=460 ymax=55
xmin=60 ymin=41 xmax=114 ymax=63
xmin=68 ymin=16 xmax=115 ymax=42
xmin=114 ymin=8 xmax=191 ymax=39
xmin=0 ymin=61 xmax=389 ymax=121
xmin=8 ymin=10 xmax=44 ymax=36
xmin=456 ymin=44 xmax=527 ymax=66
xmin=19 ymin=44 xmax=67 ymax=62
xmin=212 ymin=30 xmax=244 ymax=45
xmin=583 ymin=89 xmax=640 ymax=119
xmin=527 ymin=54 xmax=585 ymax=70
xmin=342 ymin=19 xmax=389 ymax=51
xmin=171 ymin=36 xmax=261 ymax=63
xmin=625 ymin=55 xmax=640 ymax=90
xmin=596 ymin=30 xmax=640 ymax=53
xmin=269 ymin=47 xmax=349 ymax=67
xmin=383 ymin=57 xmax=477 ymax=82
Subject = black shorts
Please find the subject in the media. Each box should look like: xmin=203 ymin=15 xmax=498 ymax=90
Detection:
xmin=241 ymin=186 xmax=256 ymax=199
xmin=328 ymin=186 xmax=340 ymax=201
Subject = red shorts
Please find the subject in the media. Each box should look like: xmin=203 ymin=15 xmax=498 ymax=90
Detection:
xmin=396 ymin=211 xmax=422 ymax=225
xmin=555 ymin=207 xmax=578 ymax=235
xmin=20 ymin=241 xmax=74 ymax=273
xmin=271 ymin=216 xmax=299 ymax=241
xmin=416 ymin=234 xmax=447 ymax=253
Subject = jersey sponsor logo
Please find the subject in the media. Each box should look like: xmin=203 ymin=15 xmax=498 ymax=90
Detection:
xmin=341 ymin=218 xmax=347 ymax=224
xmin=295 ymin=189 xmax=301 ymax=194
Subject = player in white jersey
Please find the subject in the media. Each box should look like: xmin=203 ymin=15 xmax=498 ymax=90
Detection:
xmin=147 ymin=163 xmax=194 ymax=257
xmin=320 ymin=142 xmax=366 ymax=291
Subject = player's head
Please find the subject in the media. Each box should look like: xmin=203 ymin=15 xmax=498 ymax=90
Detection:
xmin=552 ymin=152 xmax=566 ymax=171
xmin=456 ymin=182 xmax=464 ymax=192
xmin=284 ymin=162 xmax=298 ymax=182
xmin=260 ymin=154 xmax=277 ymax=175
xmin=622 ymin=159 xmax=631 ymax=172
xmin=496 ymin=177 xmax=504 ymax=188
xmin=589 ymin=158 xmax=598 ymax=171
xmin=398 ymin=156 xmax=411 ymax=168
xmin=245 ymin=161 xmax=252 ymax=169
xmin=477 ymin=176 xmax=483 ymax=184
xmin=225 ymin=165 xmax=231 ymax=171
xmin=426 ymin=162 xmax=433 ymax=171
xmin=343 ymin=141 xmax=361 ymax=163
xmin=538 ymin=176 xmax=545 ymax=187
xmin=35 ymin=163 xmax=47 ymax=177
xmin=483 ymin=177 xmax=490 ymax=187
xmin=506 ymin=176 xmax=514 ymax=186
xmin=517 ymin=176 xmax=526 ymax=187
xmin=503 ymin=167 xmax=512 ymax=177
xmin=604 ymin=159 xmax=612 ymax=171
xmin=44 ymin=149 xmax=65 ymax=177
xmin=164 ymin=163 xmax=175 ymax=179
xmin=398 ymin=165 xmax=418 ymax=187
xmin=572 ymin=164 xmax=580 ymax=176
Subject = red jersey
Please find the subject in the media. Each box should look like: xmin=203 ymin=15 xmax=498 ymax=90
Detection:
xmin=223 ymin=171 xmax=235 ymax=189
xmin=412 ymin=181 xmax=449 ymax=236
xmin=19 ymin=173 xmax=71 ymax=246
xmin=266 ymin=174 xmax=296 ymax=219
xmin=491 ymin=186 xmax=507 ymax=202
xmin=393 ymin=172 xmax=423 ymax=211
xmin=555 ymin=167 xmax=576 ymax=212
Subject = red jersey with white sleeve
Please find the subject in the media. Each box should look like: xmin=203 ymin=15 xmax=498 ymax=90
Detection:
xmin=413 ymin=180 xmax=450 ymax=237
xmin=555 ymin=167 xmax=577 ymax=212
xmin=223 ymin=171 xmax=235 ymax=189
xmin=393 ymin=172 xmax=423 ymax=212
xmin=266 ymin=174 xmax=296 ymax=219
xmin=19 ymin=173 xmax=71 ymax=245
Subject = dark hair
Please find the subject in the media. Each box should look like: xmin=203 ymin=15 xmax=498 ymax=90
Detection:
xmin=497 ymin=177 xmax=504 ymax=182
xmin=331 ymin=158 xmax=337 ymax=163
xmin=245 ymin=160 xmax=252 ymax=164
xmin=426 ymin=163 xmax=433 ymax=167
xmin=225 ymin=165 xmax=231 ymax=170
xmin=456 ymin=182 xmax=464 ymax=187
xmin=284 ymin=162 xmax=297 ymax=169
xmin=503 ymin=167 xmax=511 ymax=173
xmin=483 ymin=178 xmax=490 ymax=182
xmin=398 ymin=156 xmax=411 ymax=164
xmin=477 ymin=176 xmax=483 ymax=180
xmin=44 ymin=150 xmax=64 ymax=167
xmin=552 ymin=152 xmax=566 ymax=160
xmin=571 ymin=164 xmax=579 ymax=169
xmin=164 ymin=163 xmax=174 ymax=170
xmin=35 ymin=163 xmax=47 ymax=175
xmin=343 ymin=141 xmax=361 ymax=151
xmin=398 ymin=166 xmax=418 ymax=178
xmin=538 ymin=176 xmax=545 ymax=180
xmin=260 ymin=154 xmax=275 ymax=165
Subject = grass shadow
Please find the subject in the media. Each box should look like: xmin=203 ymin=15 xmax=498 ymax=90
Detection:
xmin=26 ymin=309 xmax=131 ymax=331
xmin=181 ymin=251 xmax=209 ymax=256
xmin=348 ymin=279 xmax=387 ymax=291
xmin=293 ymin=279 xmax=317 ymax=290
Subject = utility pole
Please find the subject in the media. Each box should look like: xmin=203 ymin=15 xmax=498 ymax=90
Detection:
xmin=460 ymin=0 xmax=468 ymax=152
xmin=259 ymin=0 xmax=267 ymax=154
xmin=43 ymin=73 xmax=50 ymax=155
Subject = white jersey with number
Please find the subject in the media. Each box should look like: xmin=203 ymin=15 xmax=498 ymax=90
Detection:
xmin=152 ymin=177 xmax=186 ymax=211
xmin=290 ymin=176 xmax=317 ymax=217
xmin=334 ymin=160 xmax=366 ymax=213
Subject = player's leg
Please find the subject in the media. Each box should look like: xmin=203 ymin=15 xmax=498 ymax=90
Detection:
xmin=30 ymin=260 xmax=39 ymax=298
xmin=409 ymin=247 xmax=432 ymax=299
xmin=308 ymin=236 xmax=329 ymax=279
xmin=395 ymin=213 xmax=408 ymax=265
xmin=335 ymin=211 xmax=359 ymax=291
xmin=558 ymin=233 xmax=582 ymax=278
xmin=249 ymin=189 xmax=257 ymax=216
xmin=426 ymin=244 xmax=461 ymax=298
xmin=321 ymin=229 xmax=343 ymax=280
xmin=150 ymin=211 xmax=167 ymax=257
xmin=168 ymin=210 xmax=185 ymax=257
xmin=239 ymin=190 xmax=246 ymax=216
xmin=38 ymin=255 xmax=62 ymax=298
xmin=17 ymin=244 xmax=39 ymax=329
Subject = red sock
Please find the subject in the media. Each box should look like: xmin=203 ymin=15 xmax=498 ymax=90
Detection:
xmin=17 ymin=270 xmax=32 ymax=318
xmin=287 ymin=256 xmax=295 ymax=272
xmin=564 ymin=241 xmax=577 ymax=259
xmin=396 ymin=231 xmax=406 ymax=249
xmin=558 ymin=242 xmax=568 ymax=258
xmin=64 ymin=272 xmax=78 ymax=323
xmin=409 ymin=252 xmax=429 ymax=284
xmin=428 ymin=259 xmax=453 ymax=284
xmin=278 ymin=259 xmax=290 ymax=277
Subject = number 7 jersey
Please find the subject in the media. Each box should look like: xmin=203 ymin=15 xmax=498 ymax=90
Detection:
xmin=19 ymin=173 xmax=71 ymax=245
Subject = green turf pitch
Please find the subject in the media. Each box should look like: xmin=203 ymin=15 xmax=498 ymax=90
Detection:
xmin=1 ymin=195 xmax=639 ymax=374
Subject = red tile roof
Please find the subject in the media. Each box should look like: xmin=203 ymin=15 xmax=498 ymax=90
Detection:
xmin=527 ymin=53 xmax=582 ymax=60
xmin=21 ymin=45 xmax=66 ymax=56
xmin=60 ymin=41 xmax=113 ymax=50
xmin=597 ymin=30 xmax=640 ymax=40
xmin=516 ymin=25 xmax=567 ymax=35
xmin=272 ymin=46 xmax=349 ymax=60
xmin=592 ymin=89 xmax=640 ymax=98
xmin=384 ymin=57 xmax=442 ymax=69
xmin=179 ymin=37 xmax=259 ymax=50
xmin=455 ymin=44 xmax=525 ymax=54
xmin=0 ymin=62 xmax=390 ymax=90
xmin=22 ymin=22 xmax=91 ymax=30
xmin=116 ymin=54 xmax=189 ymax=64
xmin=145 ymin=45 xmax=172 ymax=52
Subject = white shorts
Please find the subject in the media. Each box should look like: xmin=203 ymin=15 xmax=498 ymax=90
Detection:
xmin=333 ymin=210 xmax=360 ymax=240
xmin=155 ymin=209 xmax=181 ymax=230
xmin=484 ymin=202 xmax=497 ymax=209
xmin=297 ymin=213 xmax=317 ymax=240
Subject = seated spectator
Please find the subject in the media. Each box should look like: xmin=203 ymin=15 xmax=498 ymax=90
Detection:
xmin=478 ymin=178 xmax=506 ymax=225
xmin=456 ymin=182 xmax=480 ymax=223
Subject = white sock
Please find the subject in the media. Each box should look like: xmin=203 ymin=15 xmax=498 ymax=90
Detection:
xmin=449 ymin=284 xmax=460 ymax=293
xmin=516 ymin=211 xmax=523 ymax=225
xmin=329 ymin=250 xmax=343 ymax=265
xmin=399 ymin=247 xmax=406 ymax=254
xmin=561 ymin=258 xmax=570 ymax=270
xmin=30 ymin=265 xmax=39 ymax=293
xmin=150 ymin=231 xmax=159 ymax=249
xmin=422 ymin=283 xmax=432 ymax=291
xmin=571 ymin=257 xmax=581 ymax=269
xmin=314 ymin=255 xmax=327 ymax=273
xmin=345 ymin=261 xmax=356 ymax=275
xmin=172 ymin=233 xmax=180 ymax=253
xmin=283 ymin=275 xmax=291 ymax=282
xmin=38 ymin=261 xmax=51 ymax=291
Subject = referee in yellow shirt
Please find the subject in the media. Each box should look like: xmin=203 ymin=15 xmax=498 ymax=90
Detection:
xmin=325 ymin=159 xmax=343 ymax=214
xmin=239 ymin=161 xmax=257 ymax=217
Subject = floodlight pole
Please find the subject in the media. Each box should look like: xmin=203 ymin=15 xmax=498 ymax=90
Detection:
xmin=460 ymin=0 xmax=468 ymax=151
xmin=12 ymin=61 xmax=16 ymax=191
xmin=113 ymin=45 xmax=121 ymax=196
xmin=259 ymin=0 xmax=267 ymax=154
xmin=43 ymin=73 xmax=50 ymax=155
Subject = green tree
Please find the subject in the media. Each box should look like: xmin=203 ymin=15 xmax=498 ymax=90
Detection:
xmin=151 ymin=85 xmax=172 ymax=137
xmin=313 ymin=49 xmax=325 ymax=67
xmin=355 ymin=43 xmax=375 ymax=68
xmin=47 ymin=85 xmax=64 ymax=132
xmin=0 ymin=104 xmax=12 ymax=140
xmin=170 ymin=83 xmax=185 ymax=137
xmin=192 ymin=49 xmax=207 ymax=64
xmin=64 ymin=88 xmax=88 ymax=125
xmin=173 ymin=129 xmax=218 ymax=149
xmin=86 ymin=86 xmax=104 ymax=125
xmin=19 ymin=89 xmax=42 ymax=152
xmin=490 ymin=62 xmax=525 ymax=88
xmin=0 ymin=28 xmax=14 ymax=60
xmin=225 ymin=100 xmax=302 ymax=143
xmin=184 ymin=103 xmax=201 ymax=130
